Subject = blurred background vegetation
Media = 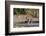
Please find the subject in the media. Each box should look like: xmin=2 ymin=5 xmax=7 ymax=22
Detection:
xmin=14 ymin=8 xmax=39 ymax=18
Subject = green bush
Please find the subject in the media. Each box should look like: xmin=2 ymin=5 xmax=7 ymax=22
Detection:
xmin=14 ymin=8 xmax=26 ymax=15
xmin=14 ymin=8 xmax=39 ymax=18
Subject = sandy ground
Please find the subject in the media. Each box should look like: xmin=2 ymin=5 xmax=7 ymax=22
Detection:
xmin=13 ymin=15 xmax=39 ymax=28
